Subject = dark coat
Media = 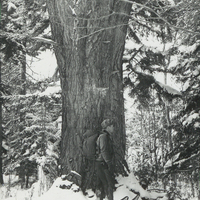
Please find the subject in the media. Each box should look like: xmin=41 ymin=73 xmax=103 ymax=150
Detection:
xmin=96 ymin=130 xmax=113 ymax=163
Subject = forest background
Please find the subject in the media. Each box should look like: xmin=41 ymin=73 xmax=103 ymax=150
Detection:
xmin=0 ymin=0 xmax=199 ymax=199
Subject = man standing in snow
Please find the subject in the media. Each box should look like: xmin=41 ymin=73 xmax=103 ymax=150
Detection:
xmin=96 ymin=119 xmax=115 ymax=200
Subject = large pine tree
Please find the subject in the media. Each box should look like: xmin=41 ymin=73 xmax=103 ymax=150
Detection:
xmin=46 ymin=0 xmax=131 ymax=188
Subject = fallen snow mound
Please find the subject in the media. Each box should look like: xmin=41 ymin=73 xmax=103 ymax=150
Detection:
xmin=33 ymin=173 xmax=167 ymax=200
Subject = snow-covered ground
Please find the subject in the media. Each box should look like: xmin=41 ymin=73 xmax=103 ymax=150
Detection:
xmin=0 ymin=173 xmax=168 ymax=200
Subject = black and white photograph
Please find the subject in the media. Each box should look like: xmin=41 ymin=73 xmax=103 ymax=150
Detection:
xmin=0 ymin=0 xmax=199 ymax=200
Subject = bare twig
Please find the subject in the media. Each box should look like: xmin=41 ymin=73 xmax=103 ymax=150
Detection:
xmin=32 ymin=36 xmax=58 ymax=46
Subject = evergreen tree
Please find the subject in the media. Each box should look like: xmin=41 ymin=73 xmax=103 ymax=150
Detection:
xmin=0 ymin=0 xmax=54 ymax=189
xmin=3 ymin=85 xmax=62 ymax=188
xmin=46 ymin=0 xmax=132 ymax=190
xmin=123 ymin=0 xmax=199 ymax=197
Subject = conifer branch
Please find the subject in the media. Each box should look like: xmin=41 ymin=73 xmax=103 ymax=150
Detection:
xmin=121 ymin=0 xmax=200 ymax=36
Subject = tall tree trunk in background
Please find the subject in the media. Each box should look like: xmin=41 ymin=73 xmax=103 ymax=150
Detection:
xmin=140 ymin=109 xmax=145 ymax=164
xmin=19 ymin=37 xmax=27 ymax=190
xmin=198 ymin=168 xmax=200 ymax=200
xmin=19 ymin=1 xmax=27 ymax=186
xmin=0 ymin=60 xmax=3 ymax=184
xmin=163 ymin=42 xmax=172 ymax=151
xmin=47 ymin=0 xmax=131 ymax=186
xmin=19 ymin=44 xmax=26 ymax=126
xmin=165 ymin=101 xmax=172 ymax=151
xmin=20 ymin=45 xmax=26 ymax=96
xmin=0 ymin=0 xmax=4 ymax=185
xmin=152 ymin=111 xmax=158 ymax=181
xmin=19 ymin=54 xmax=26 ymax=188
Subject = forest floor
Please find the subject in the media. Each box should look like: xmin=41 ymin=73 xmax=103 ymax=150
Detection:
xmin=1 ymin=172 xmax=198 ymax=200
xmin=0 ymin=173 xmax=170 ymax=200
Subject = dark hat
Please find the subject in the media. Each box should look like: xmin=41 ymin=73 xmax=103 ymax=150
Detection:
xmin=101 ymin=119 xmax=113 ymax=129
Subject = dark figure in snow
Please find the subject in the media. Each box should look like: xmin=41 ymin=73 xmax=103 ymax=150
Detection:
xmin=96 ymin=119 xmax=115 ymax=200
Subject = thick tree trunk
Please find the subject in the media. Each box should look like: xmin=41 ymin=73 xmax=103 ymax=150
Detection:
xmin=47 ymin=0 xmax=131 ymax=185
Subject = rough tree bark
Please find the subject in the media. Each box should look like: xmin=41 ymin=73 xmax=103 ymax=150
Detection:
xmin=0 ymin=60 xmax=3 ymax=184
xmin=47 ymin=0 xmax=131 ymax=188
